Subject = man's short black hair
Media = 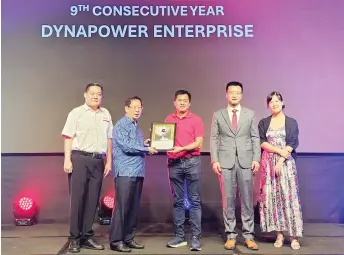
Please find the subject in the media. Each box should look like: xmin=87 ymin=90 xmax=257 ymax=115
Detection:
xmin=125 ymin=96 xmax=143 ymax=107
xmin=226 ymin=81 xmax=243 ymax=93
xmin=174 ymin=90 xmax=191 ymax=102
xmin=85 ymin=83 xmax=103 ymax=93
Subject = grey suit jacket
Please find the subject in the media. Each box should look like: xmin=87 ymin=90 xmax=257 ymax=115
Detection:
xmin=210 ymin=107 xmax=261 ymax=169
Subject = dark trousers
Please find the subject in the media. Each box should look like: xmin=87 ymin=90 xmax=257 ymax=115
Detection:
xmin=168 ymin=156 xmax=202 ymax=239
xmin=68 ymin=153 xmax=104 ymax=241
xmin=109 ymin=176 xmax=144 ymax=245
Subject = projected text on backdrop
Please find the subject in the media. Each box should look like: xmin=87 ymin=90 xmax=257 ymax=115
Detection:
xmin=41 ymin=5 xmax=254 ymax=38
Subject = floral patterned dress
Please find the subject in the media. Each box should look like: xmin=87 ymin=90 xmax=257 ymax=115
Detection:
xmin=259 ymin=126 xmax=303 ymax=237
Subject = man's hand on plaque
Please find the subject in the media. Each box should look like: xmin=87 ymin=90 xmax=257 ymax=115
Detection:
xmin=144 ymin=138 xmax=151 ymax=147
xmin=148 ymin=147 xmax=158 ymax=155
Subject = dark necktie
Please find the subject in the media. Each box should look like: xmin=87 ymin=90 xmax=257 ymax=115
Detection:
xmin=232 ymin=109 xmax=238 ymax=132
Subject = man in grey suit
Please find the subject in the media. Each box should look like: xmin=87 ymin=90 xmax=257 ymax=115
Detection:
xmin=210 ymin=81 xmax=260 ymax=251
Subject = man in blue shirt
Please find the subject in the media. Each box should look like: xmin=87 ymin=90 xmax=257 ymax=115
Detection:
xmin=109 ymin=96 xmax=157 ymax=252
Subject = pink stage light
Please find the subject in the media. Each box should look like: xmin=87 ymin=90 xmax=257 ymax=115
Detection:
xmin=18 ymin=197 xmax=34 ymax=211
xmin=98 ymin=194 xmax=115 ymax=225
xmin=102 ymin=195 xmax=114 ymax=209
xmin=13 ymin=196 xmax=37 ymax=226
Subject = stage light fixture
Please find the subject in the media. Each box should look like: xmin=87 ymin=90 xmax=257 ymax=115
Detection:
xmin=13 ymin=197 xmax=37 ymax=226
xmin=184 ymin=197 xmax=191 ymax=210
xmin=98 ymin=195 xmax=114 ymax=225
xmin=183 ymin=181 xmax=191 ymax=219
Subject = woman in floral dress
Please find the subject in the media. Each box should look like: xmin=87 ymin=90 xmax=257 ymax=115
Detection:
xmin=258 ymin=92 xmax=303 ymax=250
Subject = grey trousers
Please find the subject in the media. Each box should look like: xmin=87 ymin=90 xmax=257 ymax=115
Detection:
xmin=218 ymin=157 xmax=255 ymax=240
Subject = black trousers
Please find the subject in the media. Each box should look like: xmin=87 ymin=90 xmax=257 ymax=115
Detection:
xmin=109 ymin=176 xmax=144 ymax=245
xmin=68 ymin=153 xmax=104 ymax=241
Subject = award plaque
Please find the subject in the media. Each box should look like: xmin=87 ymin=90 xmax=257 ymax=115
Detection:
xmin=150 ymin=123 xmax=176 ymax=151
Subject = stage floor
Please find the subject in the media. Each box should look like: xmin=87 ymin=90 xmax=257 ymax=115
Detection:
xmin=2 ymin=223 xmax=344 ymax=255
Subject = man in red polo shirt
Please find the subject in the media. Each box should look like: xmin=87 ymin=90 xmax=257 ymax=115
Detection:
xmin=165 ymin=90 xmax=204 ymax=251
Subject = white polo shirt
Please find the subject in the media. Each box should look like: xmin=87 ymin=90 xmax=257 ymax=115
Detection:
xmin=62 ymin=104 xmax=113 ymax=154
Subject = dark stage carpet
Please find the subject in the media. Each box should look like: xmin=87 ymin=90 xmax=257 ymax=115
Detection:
xmin=2 ymin=222 xmax=344 ymax=255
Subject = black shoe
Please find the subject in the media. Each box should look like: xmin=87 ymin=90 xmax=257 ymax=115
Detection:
xmin=69 ymin=240 xmax=80 ymax=253
xmin=110 ymin=242 xmax=132 ymax=252
xmin=125 ymin=240 xmax=145 ymax=249
xmin=81 ymin=238 xmax=104 ymax=250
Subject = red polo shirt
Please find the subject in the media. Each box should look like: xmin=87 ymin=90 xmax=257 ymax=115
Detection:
xmin=165 ymin=111 xmax=204 ymax=159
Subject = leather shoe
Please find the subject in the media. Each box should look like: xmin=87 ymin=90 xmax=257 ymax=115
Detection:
xmin=110 ymin=243 xmax=132 ymax=252
xmin=244 ymin=239 xmax=259 ymax=250
xmin=126 ymin=240 xmax=145 ymax=249
xmin=69 ymin=240 xmax=80 ymax=253
xmin=81 ymin=238 xmax=104 ymax=250
xmin=224 ymin=239 xmax=236 ymax=250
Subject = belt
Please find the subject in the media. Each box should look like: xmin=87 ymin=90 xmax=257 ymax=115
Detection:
xmin=168 ymin=155 xmax=198 ymax=165
xmin=72 ymin=150 xmax=105 ymax=159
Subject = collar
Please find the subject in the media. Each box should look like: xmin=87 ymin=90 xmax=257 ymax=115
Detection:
xmin=172 ymin=110 xmax=192 ymax=119
xmin=228 ymin=104 xmax=241 ymax=112
xmin=83 ymin=103 xmax=102 ymax=112
xmin=124 ymin=115 xmax=138 ymax=125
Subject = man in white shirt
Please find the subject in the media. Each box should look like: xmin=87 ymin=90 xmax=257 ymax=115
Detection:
xmin=62 ymin=83 xmax=113 ymax=253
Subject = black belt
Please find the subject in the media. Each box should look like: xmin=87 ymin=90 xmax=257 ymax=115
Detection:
xmin=168 ymin=156 xmax=198 ymax=165
xmin=72 ymin=150 xmax=105 ymax=159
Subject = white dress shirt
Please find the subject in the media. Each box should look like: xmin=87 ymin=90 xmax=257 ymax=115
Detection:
xmin=227 ymin=104 xmax=241 ymax=122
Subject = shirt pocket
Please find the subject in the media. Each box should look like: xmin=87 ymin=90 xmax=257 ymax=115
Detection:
xmin=76 ymin=118 xmax=90 ymax=133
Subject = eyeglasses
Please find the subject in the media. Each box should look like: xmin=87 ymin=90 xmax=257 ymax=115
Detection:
xmin=128 ymin=106 xmax=143 ymax=110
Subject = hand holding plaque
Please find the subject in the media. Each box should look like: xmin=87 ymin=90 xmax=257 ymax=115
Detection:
xmin=150 ymin=123 xmax=176 ymax=151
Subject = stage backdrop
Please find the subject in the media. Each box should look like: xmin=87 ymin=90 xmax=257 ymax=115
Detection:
xmin=2 ymin=0 xmax=344 ymax=153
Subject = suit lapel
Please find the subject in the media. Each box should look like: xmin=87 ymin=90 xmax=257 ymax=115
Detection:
xmin=236 ymin=107 xmax=247 ymax=134
xmin=221 ymin=108 xmax=235 ymax=134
